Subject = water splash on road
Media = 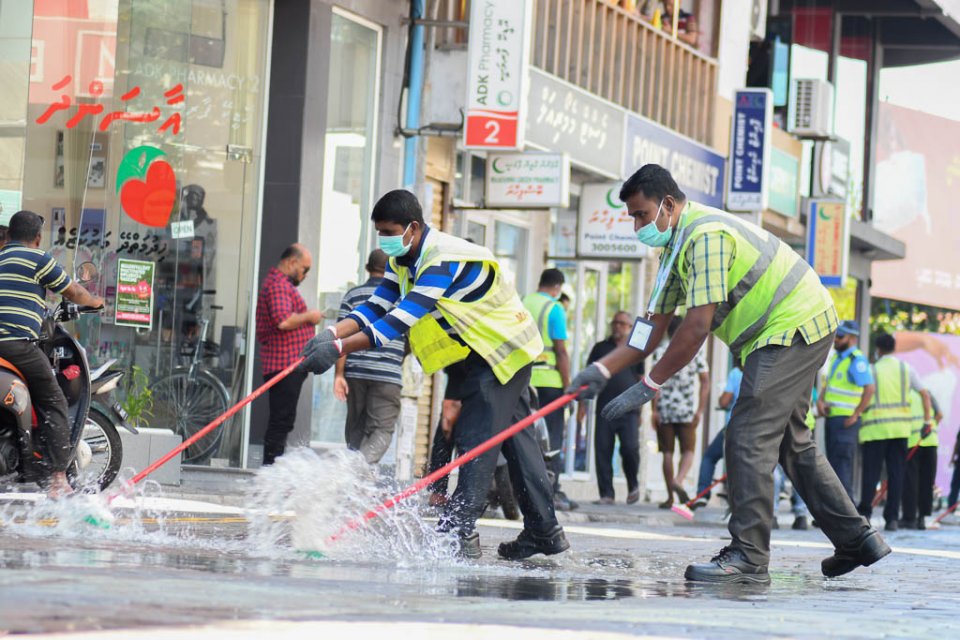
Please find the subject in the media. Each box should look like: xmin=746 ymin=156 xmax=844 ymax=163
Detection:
xmin=246 ymin=448 xmax=457 ymax=564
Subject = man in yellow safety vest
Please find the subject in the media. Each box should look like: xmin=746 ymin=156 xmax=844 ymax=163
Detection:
xmin=817 ymin=320 xmax=875 ymax=499
xmin=900 ymin=389 xmax=942 ymax=530
xmin=300 ymin=190 xmax=567 ymax=561
xmin=522 ymin=269 xmax=575 ymax=510
xmin=858 ymin=332 xmax=932 ymax=531
xmin=569 ymin=164 xmax=890 ymax=584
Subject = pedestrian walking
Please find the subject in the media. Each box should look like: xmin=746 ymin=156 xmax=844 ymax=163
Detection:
xmin=817 ymin=320 xmax=875 ymax=499
xmin=650 ymin=316 xmax=709 ymax=508
xmin=522 ymin=269 xmax=576 ymax=511
xmin=569 ymin=164 xmax=890 ymax=584
xmin=579 ymin=311 xmax=644 ymax=505
xmin=857 ymin=332 xmax=932 ymax=531
xmin=900 ymin=390 xmax=942 ymax=530
xmin=334 ymin=249 xmax=406 ymax=464
xmin=255 ymin=243 xmax=323 ymax=465
xmin=691 ymin=365 xmax=740 ymax=509
xmin=299 ymin=189 xmax=565 ymax=560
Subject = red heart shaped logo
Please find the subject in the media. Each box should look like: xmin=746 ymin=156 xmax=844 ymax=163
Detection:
xmin=120 ymin=160 xmax=176 ymax=227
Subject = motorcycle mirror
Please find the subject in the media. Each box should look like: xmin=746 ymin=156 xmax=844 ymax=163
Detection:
xmin=76 ymin=261 xmax=99 ymax=285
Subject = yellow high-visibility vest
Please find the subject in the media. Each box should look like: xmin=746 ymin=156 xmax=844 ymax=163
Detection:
xmin=390 ymin=229 xmax=543 ymax=385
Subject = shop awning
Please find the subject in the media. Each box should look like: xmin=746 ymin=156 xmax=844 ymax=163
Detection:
xmin=849 ymin=218 xmax=906 ymax=261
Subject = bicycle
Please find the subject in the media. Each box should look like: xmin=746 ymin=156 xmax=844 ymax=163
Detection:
xmin=151 ymin=291 xmax=231 ymax=464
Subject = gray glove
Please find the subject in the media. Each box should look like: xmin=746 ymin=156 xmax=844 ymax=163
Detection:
xmin=601 ymin=378 xmax=659 ymax=420
xmin=566 ymin=363 xmax=610 ymax=399
xmin=302 ymin=328 xmax=337 ymax=361
xmin=298 ymin=337 xmax=343 ymax=374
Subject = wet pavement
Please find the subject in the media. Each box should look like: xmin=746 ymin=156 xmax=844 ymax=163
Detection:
xmin=2 ymin=489 xmax=960 ymax=639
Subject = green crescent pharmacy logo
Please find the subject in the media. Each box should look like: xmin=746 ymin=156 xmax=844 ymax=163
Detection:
xmin=492 ymin=157 xmax=506 ymax=174
xmin=818 ymin=205 xmax=832 ymax=221
xmin=606 ymin=188 xmax=622 ymax=209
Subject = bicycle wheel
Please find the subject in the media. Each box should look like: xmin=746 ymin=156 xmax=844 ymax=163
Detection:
xmin=152 ymin=368 xmax=230 ymax=464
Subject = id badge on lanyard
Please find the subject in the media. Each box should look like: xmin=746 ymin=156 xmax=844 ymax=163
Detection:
xmin=628 ymin=210 xmax=686 ymax=352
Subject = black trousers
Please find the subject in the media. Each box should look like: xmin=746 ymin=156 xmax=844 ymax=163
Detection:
xmin=0 ymin=339 xmax=72 ymax=472
xmin=536 ymin=386 xmax=566 ymax=491
xmin=594 ymin=412 xmax=640 ymax=499
xmin=902 ymin=446 xmax=938 ymax=521
xmin=725 ymin=334 xmax=869 ymax=566
xmin=438 ymin=357 xmax=558 ymax=537
xmin=427 ymin=417 xmax=455 ymax=495
xmin=857 ymin=438 xmax=908 ymax=523
xmin=262 ymin=368 xmax=308 ymax=465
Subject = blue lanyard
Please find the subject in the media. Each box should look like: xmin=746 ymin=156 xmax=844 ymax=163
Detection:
xmin=646 ymin=207 xmax=688 ymax=317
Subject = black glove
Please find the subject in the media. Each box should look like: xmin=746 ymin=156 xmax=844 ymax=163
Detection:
xmin=921 ymin=422 xmax=933 ymax=439
xmin=601 ymin=377 xmax=660 ymax=421
xmin=298 ymin=337 xmax=343 ymax=374
xmin=567 ymin=363 xmax=610 ymax=399
xmin=302 ymin=328 xmax=337 ymax=361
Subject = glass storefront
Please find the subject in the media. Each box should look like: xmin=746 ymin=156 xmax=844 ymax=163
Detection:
xmin=0 ymin=0 xmax=272 ymax=466
xmin=310 ymin=9 xmax=382 ymax=445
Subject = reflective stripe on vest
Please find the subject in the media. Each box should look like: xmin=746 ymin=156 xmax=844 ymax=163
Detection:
xmin=671 ymin=203 xmax=833 ymax=362
xmin=823 ymin=350 xmax=868 ymax=417
xmin=861 ymin=357 xmax=911 ymax=442
xmin=907 ymin=390 xmax=938 ymax=448
xmin=522 ymin=292 xmax=563 ymax=389
xmin=391 ymin=230 xmax=543 ymax=385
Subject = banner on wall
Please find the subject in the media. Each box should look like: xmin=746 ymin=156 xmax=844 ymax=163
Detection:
xmin=727 ymin=88 xmax=773 ymax=212
xmin=871 ymin=102 xmax=960 ymax=310
xmin=115 ymin=258 xmax=155 ymax=330
xmin=577 ymin=183 xmax=649 ymax=259
xmin=525 ymin=68 xmax=625 ymax=178
xmin=464 ymin=0 xmax=532 ymax=149
xmin=622 ymin=113 xmax=725 ymax=209
xmin=891 ymin=331 xmax=960 ymax=494
xmin=484 ymin=152 xmax=570 ymax=208
xmin=805 ymin=198 xmax=848 ymax=288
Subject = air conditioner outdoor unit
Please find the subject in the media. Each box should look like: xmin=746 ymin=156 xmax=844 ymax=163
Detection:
xmin=750 ymin=0 xmax=767 ymax=41
xmin=788 ymin=78 xmax=834 ymax=138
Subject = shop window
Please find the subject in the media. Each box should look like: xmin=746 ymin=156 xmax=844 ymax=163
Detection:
xmin=311 ymin=10 xmax=382 ymax=445
xmin=11 ymin=0 xmax=272 ymax=467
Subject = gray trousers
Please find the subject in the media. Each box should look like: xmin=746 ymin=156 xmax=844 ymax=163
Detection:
xmin=725 ymin=333 xmax=870 ymax=566
xmin=344 ymin=378 xmax=401 ymax=464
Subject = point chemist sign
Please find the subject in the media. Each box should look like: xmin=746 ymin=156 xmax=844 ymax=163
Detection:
xmin=464 ymin=0 xmax=533 ymax=149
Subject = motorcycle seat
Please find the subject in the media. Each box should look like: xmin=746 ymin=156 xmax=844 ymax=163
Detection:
xmin=0 ymin=357 xmax=24 ymax=381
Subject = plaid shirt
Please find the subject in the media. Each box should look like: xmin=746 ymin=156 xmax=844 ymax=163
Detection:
xmin=655 ymin=227 xmax=838 ymax=360
xmin=256 ymin=267 xmax=313 ymax=373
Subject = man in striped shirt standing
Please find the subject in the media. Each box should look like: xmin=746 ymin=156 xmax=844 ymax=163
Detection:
xmin=0 ymin=211 xmax=103 ymax=497
xmin=300 ymin=190 xmax=567 ymax=560
xmin=334 ymin=249 xmax=406 ymax=463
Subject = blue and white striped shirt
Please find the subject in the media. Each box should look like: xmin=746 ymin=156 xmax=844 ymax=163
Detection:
xmin=347 ymin=228 xmax=494 ymax=348
xmin=338 ymin=277 xmax=406 ymax=385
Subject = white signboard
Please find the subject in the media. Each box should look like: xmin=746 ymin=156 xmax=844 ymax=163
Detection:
xmin=485 ymin=153 xmax=570 ymax=208
xmin=464 ymin=0 xmax=532 ymax=149
xmin=577 ymin=183 xmax=649 ymax=259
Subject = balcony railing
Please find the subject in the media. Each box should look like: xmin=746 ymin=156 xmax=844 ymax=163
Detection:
xmin=436 ymin=0 xmax=718 ymax=147
xmin=533 ymin=0 xmax=716 ymax=145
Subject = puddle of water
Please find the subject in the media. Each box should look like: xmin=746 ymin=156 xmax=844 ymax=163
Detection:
xmin=246 ymin=448 xmax=457 ymax=564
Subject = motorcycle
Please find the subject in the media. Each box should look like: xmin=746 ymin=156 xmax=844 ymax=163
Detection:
xmin=0 ymin=262 xmax=130 ymax=492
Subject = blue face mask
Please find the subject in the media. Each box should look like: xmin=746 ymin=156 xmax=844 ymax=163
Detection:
xmin=636 ymin=199 xmax=672 ymax=247
xmin=378 ymin=223 xmax=413 ymax=257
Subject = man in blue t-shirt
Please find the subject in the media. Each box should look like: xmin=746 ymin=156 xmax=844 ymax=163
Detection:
xmin=0 ymin=211 xmax=103 ymax=497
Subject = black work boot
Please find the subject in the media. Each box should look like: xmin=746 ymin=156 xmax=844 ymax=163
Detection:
xmin=792 ymin=516 xmax=809 ymax=530
xmin=497 ymin=526 xmax=570 ymax=560
xmin=821 ymin=529 xmax=892 ymax=577
xmin=455 ymin=531 xmax=482 ymax=560
xmin=684 ymin=547 xmax=771 ymax=585
xmin=917 ymin=517 xmax=926 ymax=531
